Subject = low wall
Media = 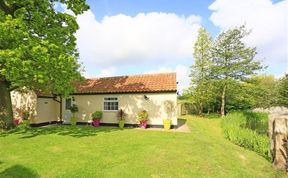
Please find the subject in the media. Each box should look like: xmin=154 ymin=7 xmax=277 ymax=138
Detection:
xmin=254 ymin=106 xmax=288 ymax=115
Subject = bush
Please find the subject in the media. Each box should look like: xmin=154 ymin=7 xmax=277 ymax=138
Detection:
xmin=70 ymin=104 xmax=79 ymax=113
xmin=91 ymin=111 xmax=103 ymax=119
xmin=221 ymin=111 xmax=271 ymax=161
xmin=137 ymin=110 xmax=149 ymax=122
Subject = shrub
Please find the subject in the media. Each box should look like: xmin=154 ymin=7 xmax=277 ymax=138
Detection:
xmin=91 ymin=111 xmax=103 ymax=119
xmin=137 ymin=110 xmax=149 ymax=122
xmin=70 ymin=104 xmax=79 ymax=113
xmin=221 ymin=111 xmax=271 ymax=161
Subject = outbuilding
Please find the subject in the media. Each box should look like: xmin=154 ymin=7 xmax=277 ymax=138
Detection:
xmin=12 ymin=73 xmax=178 ymax=128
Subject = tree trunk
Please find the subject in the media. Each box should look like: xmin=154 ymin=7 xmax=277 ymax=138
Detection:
xmin=198 ymin=102 xmax=203 ymax=116
xmin=0 ymin=79 xmax=14 ymax=129
xmin=220 ymin=84 xmax=227 ymax=117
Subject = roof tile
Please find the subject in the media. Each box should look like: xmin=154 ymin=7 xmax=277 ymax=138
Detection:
xmin=73 ymin=73 xmax=176 ymax=94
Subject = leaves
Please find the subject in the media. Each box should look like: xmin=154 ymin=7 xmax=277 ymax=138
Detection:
xmin=0 ymin=0 xmax=89 ymax=95
xmin=277 ymin=74 xmax=288 ymax=107
xmin=188 ymin=25 xmax=265 ymax=115
xmin=211 ymin=25 xmax=264 ymax=81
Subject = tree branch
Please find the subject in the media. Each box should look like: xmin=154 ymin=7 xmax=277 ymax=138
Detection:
xmin=0 ymin=0 xmax=22 ymax=16
xmin=0 ymin=0 xmax=10 ymax=14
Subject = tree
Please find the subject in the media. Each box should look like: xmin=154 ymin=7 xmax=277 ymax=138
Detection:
xmin=189 ymin=27 xmax=215 ymax=115
xmin=211 ymin=26 xmax=263 ymax=117
xmin=277 ymin=74 xmax=288 ymax=107
xmin=244 ymin=75 xmax=278 ymax=108
xmin=0 ymin=0 xmax=89 ymax=129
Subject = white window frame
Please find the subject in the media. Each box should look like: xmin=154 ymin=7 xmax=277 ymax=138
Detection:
xmin=103 ymin=97 xmax=119 ymax=111
xmin=65 ymin=96 xmax=75 ymax=110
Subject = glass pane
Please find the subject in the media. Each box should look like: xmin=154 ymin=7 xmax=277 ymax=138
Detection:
xmin=103 ymin=100 xmax=119 ymax=110
xmin=65 ymin=98 xmax=71 ymax=110
xmin=104 ymin=102 xmax=108 ymax=110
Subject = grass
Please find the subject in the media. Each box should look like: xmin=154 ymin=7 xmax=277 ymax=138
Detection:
xmin=0 ymin=116 xmax=285 ymax=178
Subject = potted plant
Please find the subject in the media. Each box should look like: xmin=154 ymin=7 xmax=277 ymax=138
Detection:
xmin=117 ymin=109 xmax=126 ymax=129
xmin=13 ymin=118 xmax=21 ymax=126
xmin=91 ymin=111 xmax=102 ymax=127
xmin=163 ymin=100 xmax=175 ymax=130
xmin=137 ymin=110 xmax=149 ymax=129
xmin=70 ymin=104 xmax=79 ymax=126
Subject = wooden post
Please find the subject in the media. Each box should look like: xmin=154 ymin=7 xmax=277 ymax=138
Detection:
xmin=269 ymin=114 xmax=288 ymax=171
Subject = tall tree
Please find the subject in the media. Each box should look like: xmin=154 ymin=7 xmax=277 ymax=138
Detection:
xmin=190 ymin=27 xmax=215 ymax=115
xmin=0 ymin=0 xmax=89 ymax=129
xmin=211 ymin=26 xmax=263 ymax=117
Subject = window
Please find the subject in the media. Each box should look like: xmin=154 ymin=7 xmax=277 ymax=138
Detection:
xmin=104 ymin=97 xmax=118 ymax=111
xmin=65 ymin=98 xmax=72 ymax=110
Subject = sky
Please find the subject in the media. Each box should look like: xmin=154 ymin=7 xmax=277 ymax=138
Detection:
xmin=63 ymin=0 xmax=288 ymax=93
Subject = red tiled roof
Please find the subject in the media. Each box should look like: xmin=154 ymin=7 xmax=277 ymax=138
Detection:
xmin=73 ymin=73 xmax=176 ymax=94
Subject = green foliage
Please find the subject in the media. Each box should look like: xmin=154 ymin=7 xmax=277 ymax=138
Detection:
xmin=221 ymin=112 xmax=271 ymax=161
xmin=211 ymin=25 xmax=264 ymax=116
xmin=187 ymin=26 xmax=264 ymax=116
xmin=189 ymin=27 xmax=217 ymax=115
xmin=91 ymin=111 xmax=103 ymax=119
xmin=211 ymin=26 xmax=263 ymax=81
xmin=244 ymin=75 xmax=278 ymax=108
xmin=243 ymin=111 xmax=268 ymax=134
xmin=70 ymin=116 xmax=77 ymax=126
xmin=17 ymin=120 xmax=30 ymax=129
xmin=137 ymin=110 xmax=149 ymax=121
xmin=69 ymin=104 xmax=78 ymax=113
xmin=0 ymin=0 xmax=89 ymax=128
xmin=277 ymin=74 xmax=288 ymax=107
xmin=0 ymin=0 xmax=89 ymax=94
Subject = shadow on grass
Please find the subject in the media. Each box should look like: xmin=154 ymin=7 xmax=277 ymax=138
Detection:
xmin=0 ymin=125 xmax=123 ymax=139
xmin=0 ymin=165 xmax=39 ymax=178
xmin=177 ymin=118 xmax=187 ymax=128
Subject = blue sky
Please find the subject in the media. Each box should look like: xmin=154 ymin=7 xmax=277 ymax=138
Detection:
xmin=70 ymin=0 xmax=287 ymax=92
xmin=87 ymin=0 xmax=219 ymax=35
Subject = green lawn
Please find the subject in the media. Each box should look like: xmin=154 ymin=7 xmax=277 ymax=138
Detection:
xmin=0 ymin=116 xmax=284 ymax=178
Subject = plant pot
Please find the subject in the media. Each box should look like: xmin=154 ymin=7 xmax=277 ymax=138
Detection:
xmin=70 ymin=117 xmax=77 ymax=126
xmin=92 ymin=118 xmax=101 ymax=127
xmin=163 ymin=119 xmax=171 ymax=130
xmin=119 ymin=120 xmax=125 ymax=129
xmin=140 ymin=120 xmax=148 ymax=129
xmin=13 ymin=118 xmax=20 ymax=126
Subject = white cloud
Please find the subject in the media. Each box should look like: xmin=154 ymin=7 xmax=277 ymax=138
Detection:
xmin=75 ymin=11 xmax=201 ymax=67
xmin=144 ymin=65 xmax=190 ymax=93
xmin=209 ymin=0 xmax=288 ymax=67
xmin=97 ymin=66 xmax=117 ymax=77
